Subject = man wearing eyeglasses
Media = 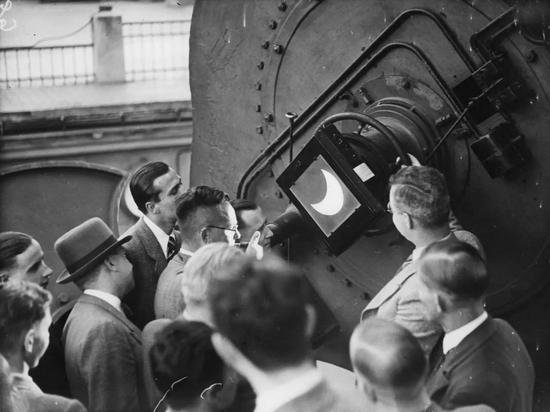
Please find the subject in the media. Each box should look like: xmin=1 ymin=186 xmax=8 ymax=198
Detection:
xmin=360 ymin=165 xmax=484 ymax=355
xmin=154 ymin=186 xmax=241 ymax=320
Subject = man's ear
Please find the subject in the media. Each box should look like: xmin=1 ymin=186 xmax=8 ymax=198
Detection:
xmin=435 ymin=292 xmax=447 ymax=313
xmin=304 ymin=304 xmax=317 ymax=340
xmin=406 ymin=213 xmax=414 ymax=230
xmin=145 ymin=201 xmax=157 ymax=215
xmin=23 ymin=329 xmax=35 ymax=354
xmin=200 ymin=227 xmax=209 ymax=244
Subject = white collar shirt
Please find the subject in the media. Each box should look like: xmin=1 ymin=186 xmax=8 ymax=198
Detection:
xmin=254 ymin=369 xmax=323 ymax=412
xmin=411 ymin=232 xmax=453 ymax=261
xmin=179 ymin=248 xmax=194 ymax=257
xmin=443 ymin=311 xmax=488 ymax=354
xmin=84 ymin=289 xmax=123 ymax=313
xmin=143 ymin=215 xmax=170 ymax=258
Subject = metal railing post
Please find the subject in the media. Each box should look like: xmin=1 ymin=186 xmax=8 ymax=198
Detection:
xmin=92 ymin=5 xmax=126 ymax=83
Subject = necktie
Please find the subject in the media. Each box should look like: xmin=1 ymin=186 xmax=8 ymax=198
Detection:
xmin=167 ymin=234 xmax=178 ymax=261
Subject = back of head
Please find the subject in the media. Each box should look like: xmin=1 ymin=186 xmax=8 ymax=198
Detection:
xmin=176 ymin=186 xmax=230 ymax=229
xmin=181 ymin=242 xmax=244 ymax=305
xmin=419 ymin=238 xmax=489 ymax=303
xmin=130 ymin=161 xmax=170 ymax=214
xmin=149 ymin=320 xmax=225 ymax=410
xmin=351 ymin=318 xmax=426 ymax=401
xmin=0 ymin=354 xmax=13 ymax=412
xmin=209 ymin=254 xmax=310 ymax=371
xmin=230 ymin=199 xmax=258 ymax=215
xmin=0 ymin=280 xmax=51 ymax=355
xmin=0 ymin=232 xmax=33 ymax=279
xmin=389 ymin=166 xmax=450 ymax=228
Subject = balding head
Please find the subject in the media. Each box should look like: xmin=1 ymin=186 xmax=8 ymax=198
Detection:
xmin=350 ymin=318 xmax=427 ymax=404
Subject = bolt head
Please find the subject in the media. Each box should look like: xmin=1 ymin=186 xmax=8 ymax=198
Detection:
xmin=278 ymin=1 xmax=287 ymax=11
xmin=264 ymin=113 xmax=274 ymax=122
xmin=269 ymin=20 xmax=278 ymax=29
xmin=261 ymin=41 xmax=270 ymax=49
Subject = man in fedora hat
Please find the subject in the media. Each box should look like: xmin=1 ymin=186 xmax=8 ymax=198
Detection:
xmin=56 ymin=217 xmax=147 ymax=412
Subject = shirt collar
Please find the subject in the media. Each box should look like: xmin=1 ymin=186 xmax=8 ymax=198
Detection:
xmin=179 ymin=248 xmax=194 ymax=257
xmin=84 ymin=289 xmax=122 ymax=313
xmin=143 ymin=215 xmax=170 ymax=258
xmin=443 ymin=311 xmax=488 ymax=354
xmin=411 ymin=232 xmax=453 ymax=261
xmin=254 ymin=369 xmax=323 ymax=412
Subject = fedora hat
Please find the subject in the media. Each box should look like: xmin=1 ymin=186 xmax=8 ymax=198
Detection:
xmin=55 ymin=217 xmax=132 ymax=284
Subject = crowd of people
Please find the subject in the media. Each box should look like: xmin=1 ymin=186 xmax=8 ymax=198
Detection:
xmin=0 ymin=161 xmax=535 ymax=412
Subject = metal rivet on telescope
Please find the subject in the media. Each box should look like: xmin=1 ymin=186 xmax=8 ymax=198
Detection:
xmin=261 ymin=41 xmax=270 ymax=49
xmin=257 ymin=61 xmax=264 ymax=70
xmin=264 ymin=113 xmax=274 ymax=122
xmin=273 ymin=43 xmax=284 ymax=54
xmin=278 ymin=1 xmax=287 ymax=11
xmin=255 ymin=104 xmax=262 ymax=112
xmin=256 ymin=126 xmax=263 ymax=134
xmin=269 ymin=20 xmax=278 ymax=29
xmin=255 ymin=82 xmax=262 ymax=91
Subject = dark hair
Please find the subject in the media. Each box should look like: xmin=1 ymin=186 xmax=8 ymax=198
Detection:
xmin=0 ymin=232 xmax=33 ymax=274
xmin=389 ymin=166 xmax=450 ymax=228
xmin=419 ymin=238 xmax=489 ymax=301
xmin=0 ymin=280 xmax=51 ymax=353
xmin=149 ymin=320 xmax=224 ymax=409
xmin=209 ymin=254 xmax=310 ymax=370
xmin=130 ymin=162 xmax=170 ymax=214
xmin=176 ymin=186 xmax=230 ymax=225
xmin=231 ymin=199 xmax=259 ymax=229
xmin=351 ymin=318 xmax=426 ymax=396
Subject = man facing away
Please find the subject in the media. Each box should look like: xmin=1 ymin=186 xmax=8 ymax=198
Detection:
xmin=123 ymin=161 xmax=185 ymax=328
xmin=143 ymin=243 xmax=250 ymax=412
xmin=208 ymin=254 xmax=361 ymax=412
xmin=0 ymin=231 xmax=52 ymax=288
xmin=417 ymin=238 xmax=534 ymax=411
xmin=149 ymin=320 xmax=238 ymax=412
xmin=361 ymin=165 xmax=484 ymax=354
xmin=56 ymin=217 xmax=147 ymax=412
xmin=154 ymin=186 xmax=241 ymax=320
xmin=0 ymin=280 xmax=86 ymax=412
xmin=350 ymin=318 xmax=495 ymax=412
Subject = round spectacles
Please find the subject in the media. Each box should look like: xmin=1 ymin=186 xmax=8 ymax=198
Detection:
xmin=203 ymin=225 xmax=241 ymax=239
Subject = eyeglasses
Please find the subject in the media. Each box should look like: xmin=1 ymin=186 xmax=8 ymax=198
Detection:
xmin=204 ymin=225 xmax=240 ymax=239
xmin=205 ymin=225 xmax=238 ymax=233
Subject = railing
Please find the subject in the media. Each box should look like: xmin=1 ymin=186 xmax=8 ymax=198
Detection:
xmin=0 ymin=44 xmax=94 ymax=88
xmin=0 ymin=17 xmax=191 ymax=89
xmin=123 ymin=20 xmax=190 ymax=82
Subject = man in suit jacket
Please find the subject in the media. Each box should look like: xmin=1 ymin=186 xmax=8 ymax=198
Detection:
xmin=56 ymin=218 xmax=147 ymax=412
xmin=0 ymin=280 xmax=86 ymax=412
xmin=361 ymin=166 xmax=483 ymax=354
xmin=123 ymin=162 xmax=184 ymax=329
xmin=417 ymin=239 xmax=534 ymax=411
xmin=154 ymin=186 xmax=241 ymax=320
xmin=209 ymin=254 xmax=361 ymax=412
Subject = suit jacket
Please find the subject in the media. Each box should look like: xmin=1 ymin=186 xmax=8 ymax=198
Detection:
xmin=361 ymin=230 xmax=483 ymax=354
xmin=63 ymin=294 xmax=146 ymax=412
xmin=11 ymin=371 xmax=86 ymax=412
xmin=142 ymin=319 xmax=171 ymax=412
xmin=123 ymin=217 xmax=180 ymax=329
xmin=273 ymin=379 xmax=360 ymax=412
xmin=426 ymin=317 xmax=534 ymax=412
xmin=154 ymin=252 xmax=190 ymax=320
